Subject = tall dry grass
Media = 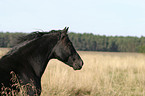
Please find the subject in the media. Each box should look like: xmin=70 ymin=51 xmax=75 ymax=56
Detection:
xmin=0 ymin=48 xmax=145 ymax=96
xmin=41 ymin=51 xmax=145 ymax=96
xmin=0 ymin=48 xmax=9 ymax=57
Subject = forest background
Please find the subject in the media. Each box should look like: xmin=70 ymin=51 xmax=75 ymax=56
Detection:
xmin=0 ymin=32 xmax=145 ymax=53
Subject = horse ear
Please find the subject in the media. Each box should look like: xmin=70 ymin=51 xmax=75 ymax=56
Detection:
xmin=62 ymin=27 xmax=69 ymax=33
xmin=60 ymin=27 xmax=69 ymax=39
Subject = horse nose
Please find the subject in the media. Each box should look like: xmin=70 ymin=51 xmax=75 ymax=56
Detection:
xmin=73 ymin=60 xmax=83 ymax=70
xmin=78 ymin=60 xmax=83 ymax=69
xmin=80 ymin=60 xmax=84 ymax=67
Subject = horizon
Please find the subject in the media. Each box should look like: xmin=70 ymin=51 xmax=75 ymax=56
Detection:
xmin=0 ymin=30 xmax=144 ymax=38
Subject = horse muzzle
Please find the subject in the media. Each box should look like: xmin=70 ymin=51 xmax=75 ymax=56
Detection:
xmin=73 ymin=61 xmax=83 ymax=70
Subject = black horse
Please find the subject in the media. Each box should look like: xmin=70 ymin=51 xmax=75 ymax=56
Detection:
xmin=0 ymin=27 xmax=83 ymax=95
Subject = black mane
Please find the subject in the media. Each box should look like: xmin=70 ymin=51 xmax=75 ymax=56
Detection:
xmin=17 ymin=30 xmax=62 ymax=44
xmin=4 ymin=30 xmax=62 ymax=57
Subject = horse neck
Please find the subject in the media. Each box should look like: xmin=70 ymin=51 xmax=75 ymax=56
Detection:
xmin=20 ymin=34 xmax=59 ymax=78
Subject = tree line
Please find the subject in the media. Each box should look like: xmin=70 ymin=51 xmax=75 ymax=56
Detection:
xmin=0 ymin=32 xmax=145 ymax=53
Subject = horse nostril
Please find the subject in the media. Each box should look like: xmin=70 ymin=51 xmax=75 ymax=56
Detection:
xmin=77 ymin=61 xmax=83 ymax=69
xmin=80 ymin=61 xmax=83 ymax=66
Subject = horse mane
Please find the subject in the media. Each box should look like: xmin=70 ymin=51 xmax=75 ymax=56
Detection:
xmin=2 ymin=29 xmax=62 ymax=57
xmin=17 ymin=30 xmax=62 ymax=44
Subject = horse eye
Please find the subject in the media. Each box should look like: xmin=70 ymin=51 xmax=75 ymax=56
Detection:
xmin=68 ymin=43 xmax=71 ymax=46
xmin=69 ymin=43 xmax=72 ymax=46
xmin=66 ymin=43 xmax=70 ymax=47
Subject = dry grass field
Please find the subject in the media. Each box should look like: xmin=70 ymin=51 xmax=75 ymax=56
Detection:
xmin=0 ymin=48 xmax=145 ymax=96
xmin=0 ymin=48 xmax=9 ymax=57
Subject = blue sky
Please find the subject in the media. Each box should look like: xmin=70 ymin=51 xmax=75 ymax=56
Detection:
xmin=0 ymin=0 xmax=145 ymax=37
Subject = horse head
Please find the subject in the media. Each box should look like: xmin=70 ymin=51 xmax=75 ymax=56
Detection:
xmin=52 ymin=27 xmax=83 ymax=70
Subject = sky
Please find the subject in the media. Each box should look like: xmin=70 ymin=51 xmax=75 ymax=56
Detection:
xmin=0 ymin=0 xmax=145 ymax=37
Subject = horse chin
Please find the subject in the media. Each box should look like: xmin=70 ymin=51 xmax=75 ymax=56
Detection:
xmin=73 ymin=67 xmax=82 ymax=70
xmin=72 ymin=64 xmax=82 ymax=70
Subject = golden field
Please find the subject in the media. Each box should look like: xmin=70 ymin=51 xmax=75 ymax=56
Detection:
xmin=0 ymin=48 xmax=9 ymax=57
xmin=0 ymin=48 xmax=145 ymax=96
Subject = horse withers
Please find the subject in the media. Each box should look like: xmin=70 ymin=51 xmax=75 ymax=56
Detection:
xmin=0 ymin=27 xmax=83 ymax=95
